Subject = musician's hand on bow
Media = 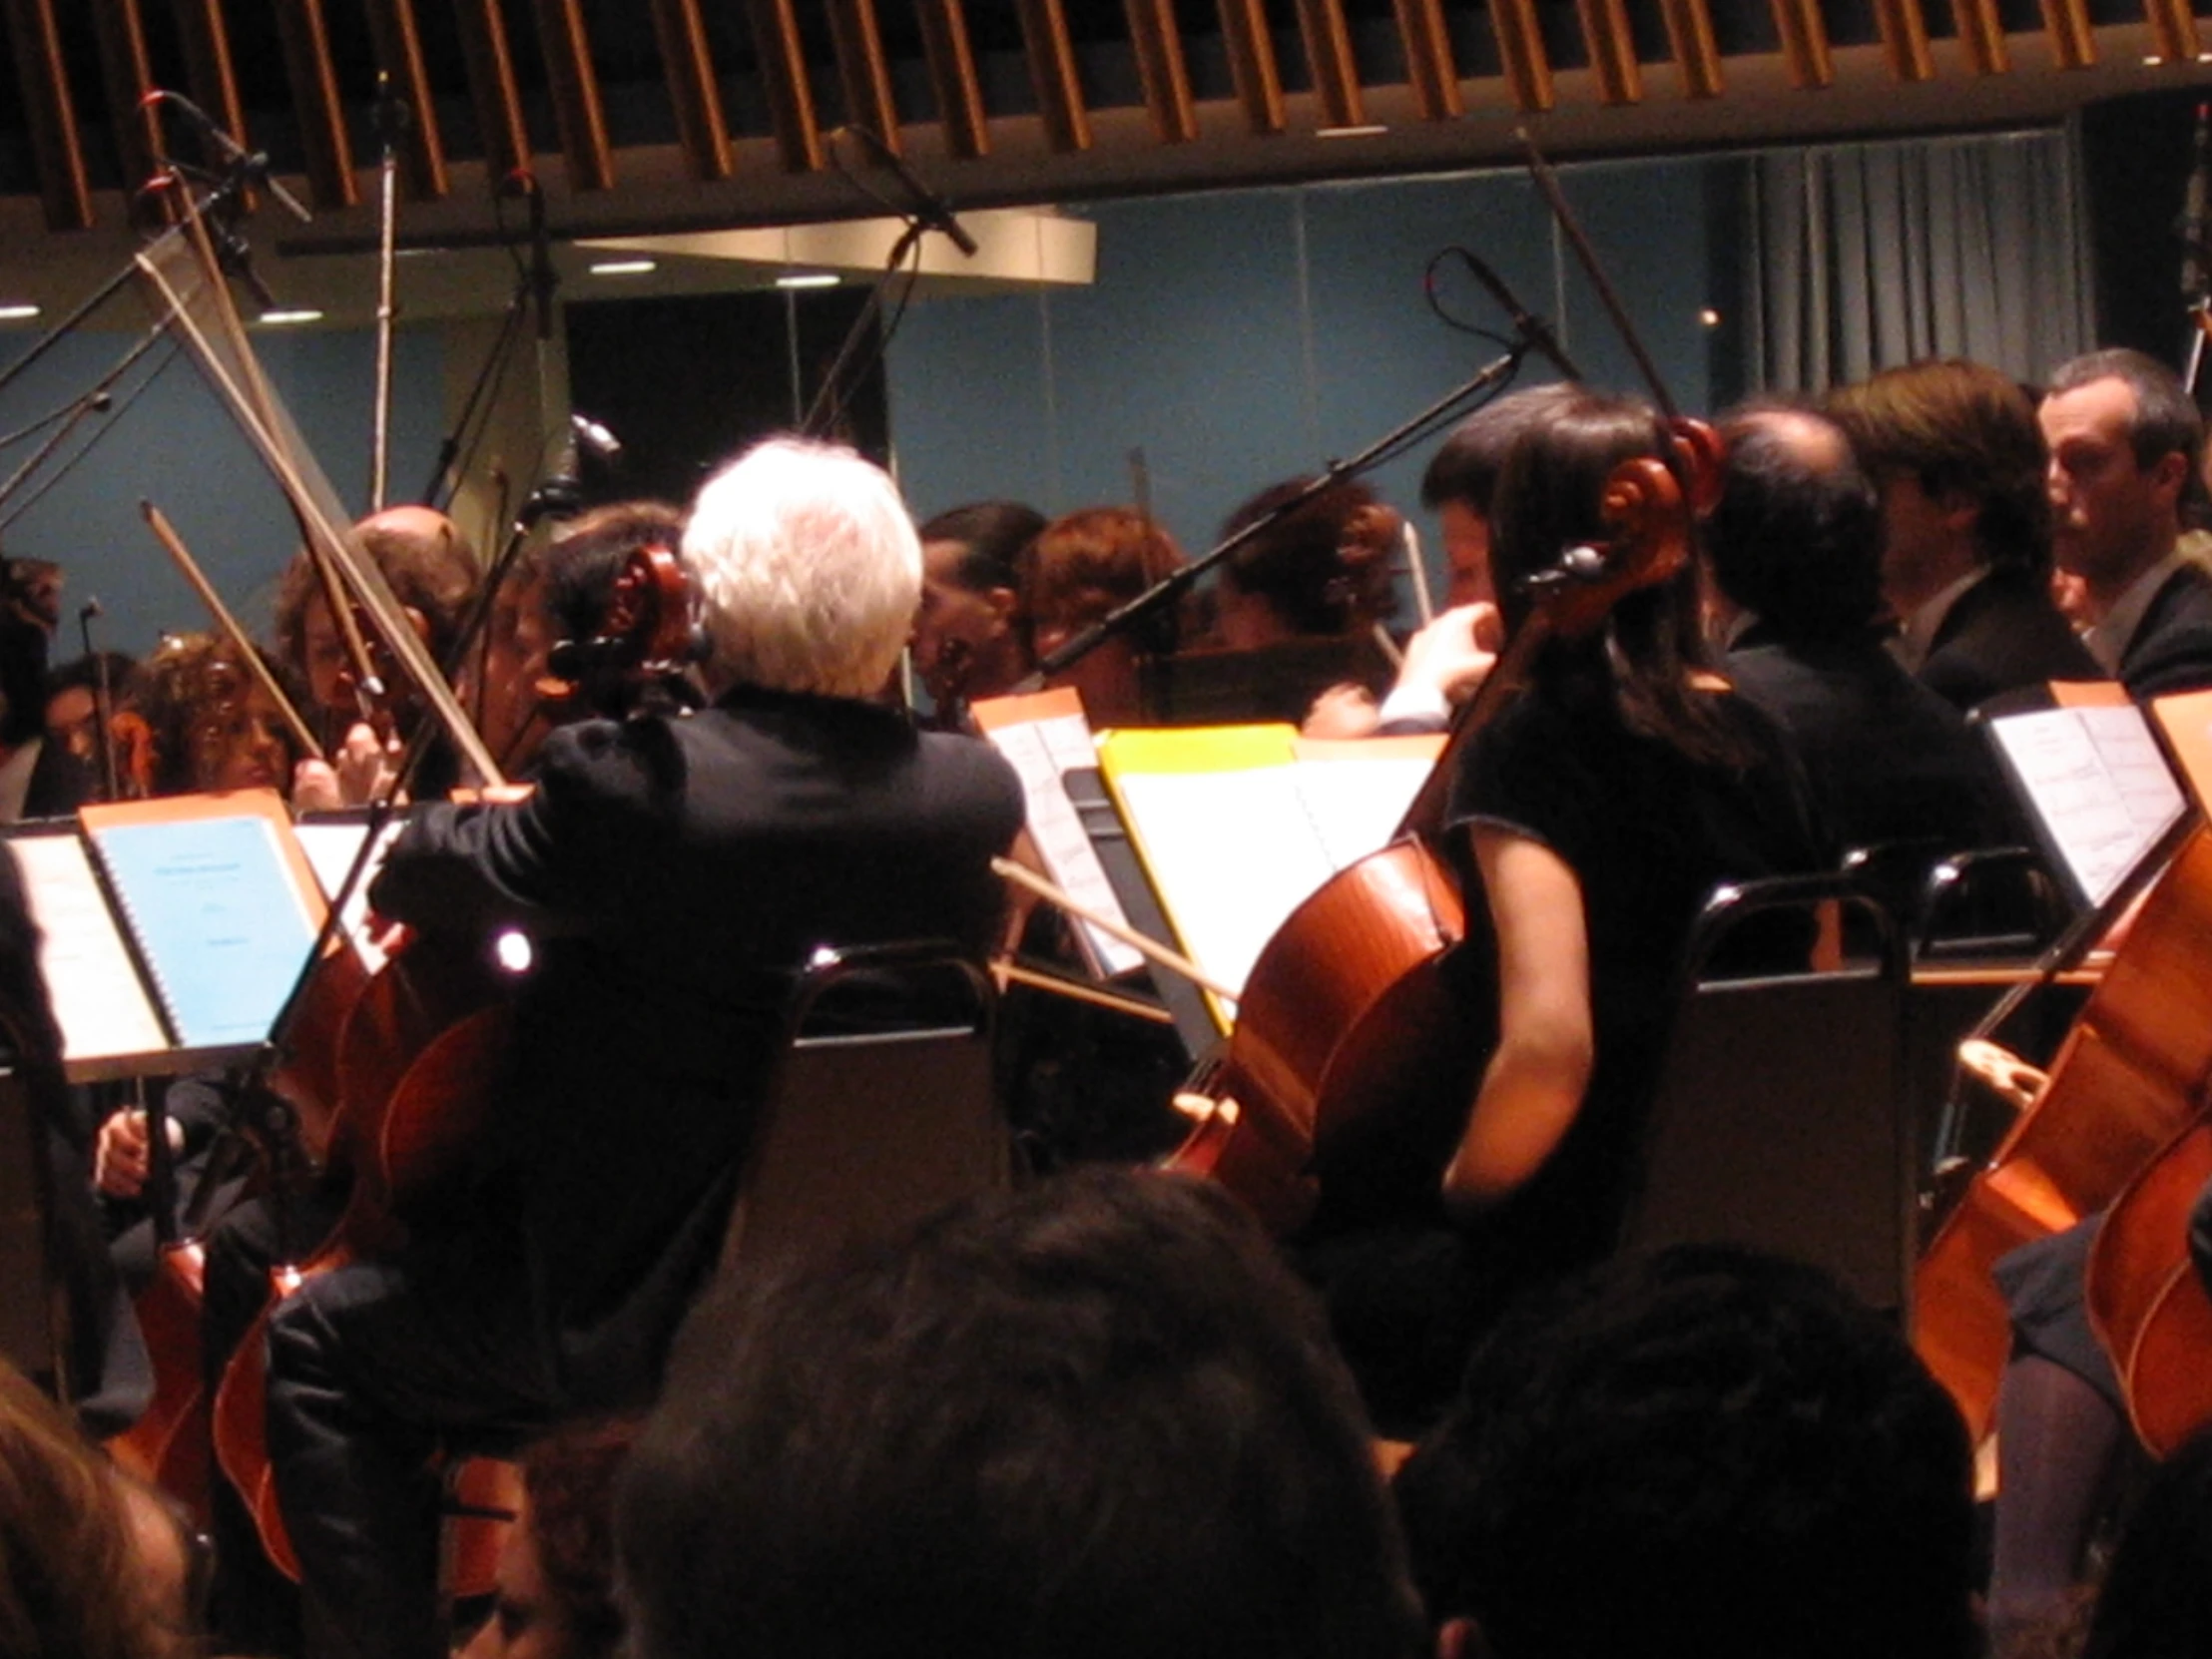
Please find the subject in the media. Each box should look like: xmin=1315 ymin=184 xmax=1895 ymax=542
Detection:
xmin=93 ymin=1108 xmax=182 ymax=1200
xmin=1400 ymin=603 xmax=1501 ymax=704
xmin=333 ymin=721 xmax=404 ymax=807
xmin=291 ymin=758 xmax=345 ymax=814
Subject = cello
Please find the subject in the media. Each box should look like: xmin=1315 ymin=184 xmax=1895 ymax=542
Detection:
xmin=2086 ymin=1114 xmax=2212 ymax=1456
xmin=1172 ymin=427 xmax=1722 ymax=1235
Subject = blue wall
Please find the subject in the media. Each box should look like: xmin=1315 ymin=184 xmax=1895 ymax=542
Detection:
xmin=886 ymin=155 xmax=1725 ymax=598
xmin=0 ymin=320 xmax=443 ymax=661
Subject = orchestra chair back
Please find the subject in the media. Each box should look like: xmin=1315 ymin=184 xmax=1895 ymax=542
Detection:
xmin=0 ymin=1027 xmax=61 ymax=1398
xmin=719 ymin=942 xmax=1010 ymax=1277
xmin=1622 ymin=873 xmax=1915 ymax=1315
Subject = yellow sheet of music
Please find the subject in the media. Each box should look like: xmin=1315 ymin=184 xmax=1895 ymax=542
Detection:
xmin=1098 ymin=725 xmax=1445 ymax=1029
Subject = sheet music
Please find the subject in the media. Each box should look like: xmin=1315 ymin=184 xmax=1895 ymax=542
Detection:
xmin=294 ymin=818 xmax=405 ymax=974
xmin=1988 ymin=706 xmax=2188 ymax=906
xmin=7 ymin=831 xmax=172 ymax=1071
xmin=988 ymin=723 xmax=1144 ymax=976
xmin=1291 ymin=756 xmax=1433 ymax=868
xmin=1111 ymin=768 xmax=1341 ymax=997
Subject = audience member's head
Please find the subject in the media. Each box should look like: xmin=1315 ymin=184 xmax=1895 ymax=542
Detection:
xmin=911 ymin=500 xmax=1047 ymax=711
xmin=1023 ymin=506 xmax=1187 ymax=725
xmin=274 ymin=505 xmax=479 ymax=720
xmin=1707 ymin=404 xmax=1886 ymax=641
xmin=1394 ymin=1245 xmax=1976 ymax=1659
xmin=684 ymin=438 xmax=921 ymax=700
xmin=1421 ymin=382 xmax=1585 ymax=608
xmin=1829 ymin=358 xmax=2052 ymax=612
xmin=619 ymin=1168 xmax=1423 ymax=1659
xmin=2040 ymin=347 xmax=2204 ymax=606
xmin=0 ymin=1357 xmax=203 ymax=1658
xmin=462 ymin=1418 xmax=636 ymax=1659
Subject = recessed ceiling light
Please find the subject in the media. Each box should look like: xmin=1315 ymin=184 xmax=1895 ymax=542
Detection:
xmin=1317 ymin=124 xmax=1388 ymax=139
xmin=0 ymin=304 xmax=39 ymax=321
xmin=776 ymin=273 xmax=840 ymax=289
xmin=1698 ymin=307 xmax=1722 ymax=327
xmin=257 ymin=308 xmax=325 ymax=325
xmin=589 ymin=259 xmax=657 ymax=276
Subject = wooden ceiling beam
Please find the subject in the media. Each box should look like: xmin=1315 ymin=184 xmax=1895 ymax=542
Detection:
xmin=2143 ymin=0 xmax=2200 ymax=63
xmin=747 ymin=0 xmax=826 ymax=173
xmin=166 ymin=0 xmax=249 ymax=147
xmin=2 ymin=0 xmax=94 ymax=230
xmin=1871 ymin=0 xmax=1936 ymax=81
xmin=1124 ymin=0 xmax=1198 ymax=143
xmin=452 ymin=0 xmax=532 ymax=187
xmin=1577 ymin=0 xmax=1645 ymax=104
xmin=269 ymin=0 xmax=353 ymax=210
xmin=2040 ymin=0 xmax=2097 ymax=68
xmin=361 ymin=0 xmax=451 ymax=200
xmin=1946 ymin=0 xmax=2010 ymax=71
xmin=915 ymin=1 xmax=990 ymax=159
xmin=1393 ymin=0 xmax=1463 ymax=121
xmin=1487 ymin=0 xmax=1557 ymax=112
xmin=1767 ymin=0 xmax=1835 ymax=87
xmin=1216 ymin=0 xmax=1287 ymax=135
xmin=1294 ymin=0 xmax=1368 ymax=129
xmin=648 ymin=0 xmax=735 ymax=180
xmin=89 ymin=0 xmax=162 ymax=198
xmin=1660 ymin=0 xmax=1726 ymax=97
xmin=1016 ymin=0 xmax=1094 ymax=153
xmin=827 ymin=0 xmax=901 ymax=153
xmin=527 ymin=0 xmax=616 ymax=191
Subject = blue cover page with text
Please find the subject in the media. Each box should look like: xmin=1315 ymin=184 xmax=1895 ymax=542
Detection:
xmin=90 ymin=815 xmax=317 ymax=1048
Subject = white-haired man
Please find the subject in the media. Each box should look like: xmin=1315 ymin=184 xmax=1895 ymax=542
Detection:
xmin=263 ymin=438 xmax=1025 ymax=1659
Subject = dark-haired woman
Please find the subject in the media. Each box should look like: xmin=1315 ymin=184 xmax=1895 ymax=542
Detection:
xmin=1306 ymin=392 xmax=1831 ymax=1432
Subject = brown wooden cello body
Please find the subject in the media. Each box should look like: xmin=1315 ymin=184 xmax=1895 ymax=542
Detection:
xmin=2087 ymin=1116 xmax=2212 ymax=1457
xmin=1914 ymin=827 xmax=2212 ymax=1441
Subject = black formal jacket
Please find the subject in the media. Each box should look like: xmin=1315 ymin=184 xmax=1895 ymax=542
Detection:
xmin=369 ymin=686 xmax=1024 ymax=1400
xmin=1727 ymin=625 xmax=2020 ymax=859
xmin=2119 ymin=562 xmax=2212 ymax=699
xmin=1918 ymin=569 xmax=2101 ymax=714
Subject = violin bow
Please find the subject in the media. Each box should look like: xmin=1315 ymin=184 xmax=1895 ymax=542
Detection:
xmin=140 ymin=500 xmax=325 ymax=761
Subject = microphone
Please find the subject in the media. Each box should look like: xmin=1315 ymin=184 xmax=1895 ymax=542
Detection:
xmin=142 ymin=89 xmax=312 ymax=225
xmin=840 ymin=126 xmax=979 ymax=258
xmin=2182 ymin=102 xmax=2210 ymax=301
xmin=569 ymin=413 xmax=622 ymax=464
xmin=1457 ymin=252 xmax=1585 ymax=382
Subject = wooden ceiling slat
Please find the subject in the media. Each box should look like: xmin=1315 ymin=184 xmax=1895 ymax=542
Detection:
xmin=90 ymin=0 xmax=163 ymax=197
xmin=3 ymin=0 xmax=93 ymax=230
xmin=527 ymin=0 xmax=616 ymax=190
xmin=1487 ymin=0 xmax=1557 ymax=112
xmin=1660 ymin=0 xmax=1726 ymax=97
xmin=1294 ymin=0 xmax=1367 ymax=129
xmin=1576 ymin=0 xmax=1644 ymax=104
xmin=2144 ymin=0 xmax=2200 ymax=63
xmin=1947 ymin=0 xmax=2008 ymax=71
xmin=452 ymin=0 xmax=531 ymax=187
xmin=2039 ymin=0 xmax=2097 ymax=67
xmin=1393 ymin=0 xmax=1463 ymax=121
xmin=1015 ymin=0 xmax=1094 ymax=153
xmin=915 ymin=1 xmax=990 ymax=159
xmin=827 ymin=0 xmax=901 ymax=153
xmin=1124 ymin=0 xmax=1199 ymax=143
xmin=167 ymin=0 xmax=249 ymax=146
xmin=1216 ymin=0 xmax=1287 ymax=135
xmin=270 ymin=0 xmax=356 ymax=210
xmin=1766 ymin=0 xmax=1835 ymax=86
xmin=648 ymin=0 xmax=735 ymax=180
xmin=747 ymin=0 xmax=827 ymax=172
xmin=361 ymin=0 xmax=451 ymax=200
xmin=1871 ymin=0 xmax=1936 ymax=81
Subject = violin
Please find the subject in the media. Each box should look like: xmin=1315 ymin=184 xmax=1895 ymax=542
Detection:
xmin=1171 ymin=431 xmax=1717 ymax=1234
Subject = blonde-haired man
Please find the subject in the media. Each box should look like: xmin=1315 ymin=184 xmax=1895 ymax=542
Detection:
xmin=264 ymin=437 xmax=1024 ymax=1659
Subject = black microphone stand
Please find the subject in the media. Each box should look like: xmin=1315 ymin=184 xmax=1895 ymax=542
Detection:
xmin=1032 ymin=340 xmax=1533 ymax=684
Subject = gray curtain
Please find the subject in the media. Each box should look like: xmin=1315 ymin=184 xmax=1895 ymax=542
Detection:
xmin=1746 ymin=129 xmax=2094 ymax=393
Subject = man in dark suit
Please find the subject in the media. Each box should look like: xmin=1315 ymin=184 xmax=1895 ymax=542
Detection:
xmin=2041 ymin=348 xmax=2212 ymax=699
xmin=1829 ymin=359 xmax=2098 ymax=713
xmin=263 ymin=438 xmax=1026 ymax=1659
xmin=1707 ymin=404 xmax=2016 ymax=871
